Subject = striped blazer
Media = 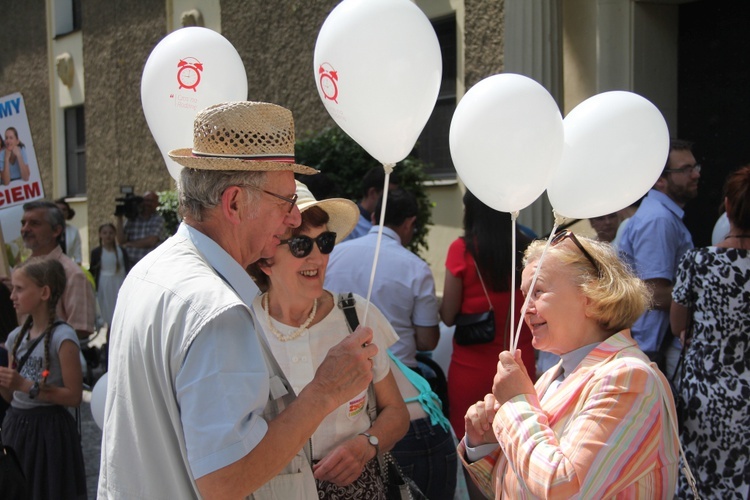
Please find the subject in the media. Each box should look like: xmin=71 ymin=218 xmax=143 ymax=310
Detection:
xmin=459 ymin=331 xmax=679 ymax=499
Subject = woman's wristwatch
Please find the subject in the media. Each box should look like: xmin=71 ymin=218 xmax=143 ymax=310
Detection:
xmin=359 ymin=432 xmax=379 ymax=456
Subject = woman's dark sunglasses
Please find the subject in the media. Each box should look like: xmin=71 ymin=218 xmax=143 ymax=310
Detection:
xmin=550 ymin=229 xmax=602 ymax=277
xmin=279 ymin=231 xmax=337 ymax=258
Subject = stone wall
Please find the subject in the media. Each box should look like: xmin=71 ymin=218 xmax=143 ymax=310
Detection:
xmin=82 ymin=1 xmax=172 ymax=245
xmin=3 ymin=0 xmax=497 ymax=251
xmin=465 ymin=0 xmax=504 ymax=88
xmin=221 ymin=0 xmax=340 ymax=136
xmin=0 ymin=1 xmax=52 ymax=197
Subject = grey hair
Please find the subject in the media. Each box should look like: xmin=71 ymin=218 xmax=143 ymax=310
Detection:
xmin=178 ymin=168 xmax=267 ymax=222
xmin=23 ymin=200 xmax=65 ymax=231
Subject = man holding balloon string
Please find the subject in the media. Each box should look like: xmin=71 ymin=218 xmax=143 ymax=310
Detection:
xmin=618 ymin=138 xmax=700 ymax=380
xmin=99 ymin=102 xmax=377 ymax=499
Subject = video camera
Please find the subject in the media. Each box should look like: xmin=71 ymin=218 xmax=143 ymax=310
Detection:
xmin=114 ymin=187 xmax=143 ymax=220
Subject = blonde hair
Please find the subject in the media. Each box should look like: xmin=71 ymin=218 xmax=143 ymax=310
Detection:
xmin=524 ymin=236 xmax=651 ymax=333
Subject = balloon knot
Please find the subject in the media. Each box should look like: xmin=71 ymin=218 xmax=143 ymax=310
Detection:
xmin=552 ymin=210 xmax=567 ymax=226
xmin=510 ymin=211 xmax=519 ymax=221
xmin=382 ymin=163 xmax=395 ymax=174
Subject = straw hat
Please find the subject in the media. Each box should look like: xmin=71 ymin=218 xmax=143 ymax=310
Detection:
xmin=295 ymin=181 xmax=358 ymax=243
xmin=169 ymin=101 xmax=318 ymax=174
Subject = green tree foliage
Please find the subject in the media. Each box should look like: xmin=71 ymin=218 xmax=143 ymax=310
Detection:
xmin=157 ymin=190 xmax=180 ymax=237
xmin=295 ymin=127 xmax=433 ymax=256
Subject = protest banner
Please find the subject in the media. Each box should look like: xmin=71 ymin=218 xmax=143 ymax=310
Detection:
xmin=0 ymin=92 xmax=45 ymax=267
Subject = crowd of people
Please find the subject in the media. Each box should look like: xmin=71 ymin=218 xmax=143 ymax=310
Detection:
xmin=0 ymin=99 xmax=747 ymax=499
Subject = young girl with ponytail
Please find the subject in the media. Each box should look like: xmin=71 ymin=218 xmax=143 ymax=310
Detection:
xmin=0 ymin=257 xmax=87 ymax=499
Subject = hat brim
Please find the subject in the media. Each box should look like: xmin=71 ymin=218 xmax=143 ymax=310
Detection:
xmin=297 ymin=198 xmax=359 ymax=243
xmin=168 ymin=148 xmax=318 ymax=175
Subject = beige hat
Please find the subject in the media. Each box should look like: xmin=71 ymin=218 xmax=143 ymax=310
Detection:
xmin=295 ymin=181 xmax=358 ymax=243
xmin=169 ymin=101 xmax=318 ymax=174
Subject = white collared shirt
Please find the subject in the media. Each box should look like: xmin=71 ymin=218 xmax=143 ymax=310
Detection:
xmin=100 ymin=223 xmax=269 ymax=498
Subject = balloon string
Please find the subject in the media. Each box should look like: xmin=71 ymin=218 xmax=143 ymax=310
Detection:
xmin=512 ymin=218 xmax=560 ymax=353
xmin=509 ymin=211 xmax=518 ymax=355
xmin=362 ymin=167 xmax=392 ymax=325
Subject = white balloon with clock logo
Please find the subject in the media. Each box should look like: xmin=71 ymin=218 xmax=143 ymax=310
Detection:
xmin=141 ymin=27 xmax=248 ymax=180
xmin=314 ymin=0 xmax=442 ymax=165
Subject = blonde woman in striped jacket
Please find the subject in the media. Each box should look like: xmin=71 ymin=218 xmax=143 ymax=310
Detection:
xmin=460 ymin=233 xmax=680 ymax=499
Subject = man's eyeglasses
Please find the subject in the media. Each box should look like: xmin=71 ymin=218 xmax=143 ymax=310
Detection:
xmin=550 ymin=230 xmax=602 ymax=277
xmin=280 ymin=231 xmax=337 ymax=258
xmin=664 ymin=164 xmax=701 ymax=175
xmin=240 ymin=185 xmax=298 ymax=213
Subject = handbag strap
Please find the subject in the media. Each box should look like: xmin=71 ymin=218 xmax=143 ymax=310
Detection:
xmin=337 ymin=294 xmax=379 ymax=424
xmin=473 ymin=260 xmax=493 ymax=311
xmin=15 ymin=320 xmax=64 ymax=374
xmin=339 ymin=293 xmax=360 ymax=333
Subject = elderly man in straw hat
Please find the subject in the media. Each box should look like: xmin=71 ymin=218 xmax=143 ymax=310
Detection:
xmin=99 ymin=102 xmax=378 ymax=499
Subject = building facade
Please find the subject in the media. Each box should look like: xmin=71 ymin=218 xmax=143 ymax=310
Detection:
xmin=1 ymin=0 xmax=747 ymax=291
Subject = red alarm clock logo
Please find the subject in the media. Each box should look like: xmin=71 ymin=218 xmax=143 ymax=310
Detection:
xmin=318 ymin=63 xmax=339 ymax=103
xmin=177 ymin=58 xmax=204 ymax=91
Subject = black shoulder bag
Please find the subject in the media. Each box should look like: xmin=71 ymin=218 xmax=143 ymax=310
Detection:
xmin=453 ymin=262 xmax=496 ymax=346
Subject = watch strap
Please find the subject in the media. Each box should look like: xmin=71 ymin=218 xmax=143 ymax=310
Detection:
xmin=359 ymin=431 xmax=379 ymax=456
xmin=28 ymin=381 xmax=40 ymax=399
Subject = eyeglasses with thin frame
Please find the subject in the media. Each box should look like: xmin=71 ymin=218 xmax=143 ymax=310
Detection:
xmin=550 ymin=229 xmax=602 ymax=277
xmin=664 ymin=164 xmax=701 ymax=175
xmin=280 ymin=231 xmax=337 ymax=258
xmin=239 ymin=184 xmax=298 ymax=213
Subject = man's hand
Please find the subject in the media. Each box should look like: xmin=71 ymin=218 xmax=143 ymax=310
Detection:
xmin=306 ymin=326 xmax=377 ymax=413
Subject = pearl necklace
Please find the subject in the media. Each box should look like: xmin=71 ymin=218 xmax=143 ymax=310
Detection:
xmin=262 ymin=293 xmax=318 ymax=342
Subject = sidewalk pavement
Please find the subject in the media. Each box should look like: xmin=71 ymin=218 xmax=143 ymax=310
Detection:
xmin=80 ymin=395 xmax=102 ymax=499
xmin=80 ymin=327 xmax=106 ymax=499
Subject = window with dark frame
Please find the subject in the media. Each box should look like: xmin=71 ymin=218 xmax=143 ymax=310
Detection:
xmin=416 ymin=14 xmax=457 ymax=179
xmin=72 ymin=0 xmax=82 ymax=31
xmin=64 ymin=105 xmax=86 ymax=196
xmin=54 ymin=0 xmax=82 ymax=37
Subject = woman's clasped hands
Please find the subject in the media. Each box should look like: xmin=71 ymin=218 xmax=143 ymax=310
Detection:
xmin=465 ymin=349 xmax=536 ymax=448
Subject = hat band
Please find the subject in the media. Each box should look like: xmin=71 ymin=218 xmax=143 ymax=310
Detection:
xmin=191 ymin=151 xmax=295 ymax=163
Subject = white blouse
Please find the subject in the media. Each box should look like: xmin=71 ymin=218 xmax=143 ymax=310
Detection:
xmin=252 ymin=291 xmax=399 ymax=459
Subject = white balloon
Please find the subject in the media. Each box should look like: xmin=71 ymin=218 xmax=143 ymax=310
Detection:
xmin=449 ymin=74 xmax=564 ymax=212
xmin=712 ymin=212 xmax=730 ymax=245
xmin=547 ymin=91 xmax=669 ymax=219
xmin=90 ymin=372 xmax=108 ymax=430
xmin=314 ymin=0 xmax=442 ymax=165
xmin=141 ymin=27 xmax=248 ymax=180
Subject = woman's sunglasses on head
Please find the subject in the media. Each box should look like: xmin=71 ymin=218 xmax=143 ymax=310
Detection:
xmin=280 ymin=231 xmax=337 ymax=258
xmin=551 ymin=229 xmax=602 ymax=277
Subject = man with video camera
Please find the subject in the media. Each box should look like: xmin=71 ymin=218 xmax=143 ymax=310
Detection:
xmin=115 ymin=191 xmax=165 ymax=265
